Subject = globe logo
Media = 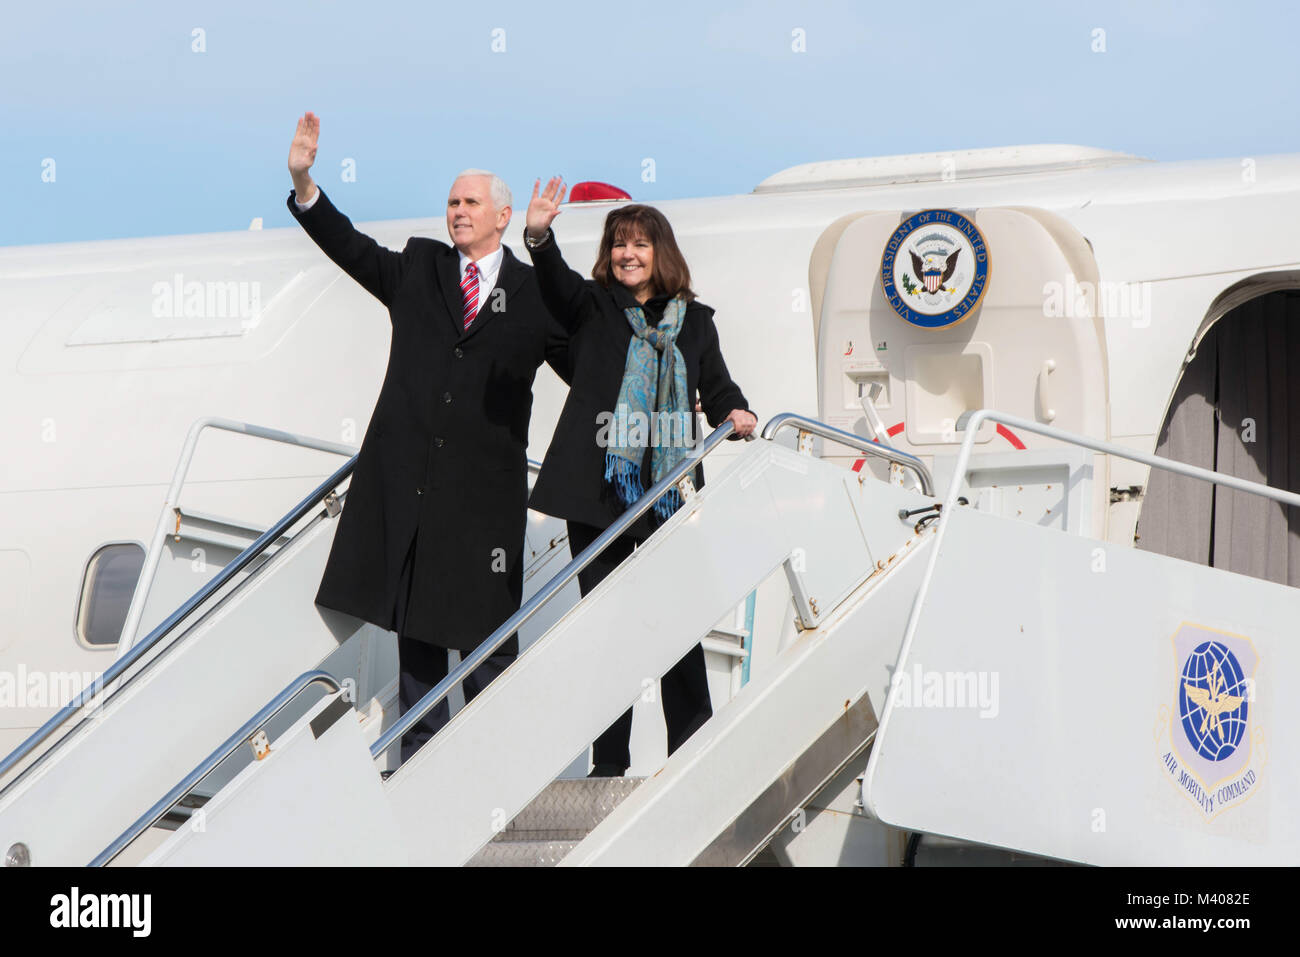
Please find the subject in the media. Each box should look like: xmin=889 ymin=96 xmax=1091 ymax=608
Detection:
xmin=1178 ymin=641 xmax=1249 ymax=762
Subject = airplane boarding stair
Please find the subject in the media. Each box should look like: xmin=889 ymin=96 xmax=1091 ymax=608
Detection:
xmin=98 ymin=414 xmax=939 ymax=866
xmin=12 ymin=408 xmax=1294 ymax=867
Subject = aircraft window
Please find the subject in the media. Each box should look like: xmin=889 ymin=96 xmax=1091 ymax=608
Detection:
xmin=76 ymin=543 xmax=145 ymax=647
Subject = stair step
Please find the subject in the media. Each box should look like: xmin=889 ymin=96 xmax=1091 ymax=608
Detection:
xmin=500 ymin=777 xmax=644 ymax=835
xmin=467 ymin=840 xmax=579 ymax=867
xmin=466 ymin=777 xmax=644 ymax=866
xmin=489 ymin=826 xmax=589 ymax=842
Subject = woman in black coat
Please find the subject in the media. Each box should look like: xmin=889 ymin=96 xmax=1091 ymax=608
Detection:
xmin=524 ymin=176 xmax=756 ymax=777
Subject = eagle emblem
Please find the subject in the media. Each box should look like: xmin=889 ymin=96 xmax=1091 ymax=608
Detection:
xmin=909 ymin=248 xmax=961 ymax=295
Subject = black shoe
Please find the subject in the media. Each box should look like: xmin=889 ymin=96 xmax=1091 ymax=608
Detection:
xmin=589 ymin=763 xmax=627 ymax=778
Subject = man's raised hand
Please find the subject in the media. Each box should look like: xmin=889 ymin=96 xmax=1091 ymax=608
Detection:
xmin=289 ymin=112 xmax=320 ymax=203
xmin=526 ymin=177 xmax=567 ymax=241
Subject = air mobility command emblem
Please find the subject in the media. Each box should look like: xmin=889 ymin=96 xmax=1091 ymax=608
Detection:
xmin=1157 ymin=623 xmax=1266 ymax=819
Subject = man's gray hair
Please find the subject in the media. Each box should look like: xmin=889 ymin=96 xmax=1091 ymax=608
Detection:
xmin=454 ymin=169 xmax=513 ymax=211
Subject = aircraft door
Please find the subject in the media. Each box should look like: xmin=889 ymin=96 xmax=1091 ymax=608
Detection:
xmin=811 ymin=207 xmax=1109 ymax=536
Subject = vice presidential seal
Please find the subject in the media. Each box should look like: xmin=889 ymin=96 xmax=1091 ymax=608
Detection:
xmin=880 ymin=209 xmax=989 ymax=328
xmin=1156 ymin=623 xmax=1266 ymax=820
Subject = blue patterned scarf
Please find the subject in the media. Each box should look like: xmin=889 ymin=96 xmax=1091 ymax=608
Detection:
xmin=604 ymin=296 xmax=692 ymax=524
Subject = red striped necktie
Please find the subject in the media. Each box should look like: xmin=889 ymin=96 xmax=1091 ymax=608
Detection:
xmin=461 ymin=261 xmax=480 ymax=329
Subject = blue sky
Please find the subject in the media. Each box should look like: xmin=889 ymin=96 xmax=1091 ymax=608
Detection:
xmin=2 ymin=0 xmax=1297 ymax=247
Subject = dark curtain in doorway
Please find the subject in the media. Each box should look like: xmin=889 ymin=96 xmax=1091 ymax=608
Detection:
xmin=1138 ymin=290 xmax=1300 ymax=586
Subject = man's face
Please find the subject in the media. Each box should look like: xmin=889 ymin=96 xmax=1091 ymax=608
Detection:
xmin=446 ymin=175 xmax=509 ymax=253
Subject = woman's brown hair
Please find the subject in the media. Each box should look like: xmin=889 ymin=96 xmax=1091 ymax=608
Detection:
xmin=591 ymin=204 xmax=696 ymax=302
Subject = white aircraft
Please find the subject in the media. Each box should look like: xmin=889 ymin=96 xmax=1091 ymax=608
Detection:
xmin=1 ymin=143 xmax=1297 ymax=866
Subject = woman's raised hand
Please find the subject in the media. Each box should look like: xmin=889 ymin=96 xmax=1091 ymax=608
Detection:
xmin=526 ymin=177 xmax=567 ymax=241
xmin=288 ymin=112 xmax=320 ymax=202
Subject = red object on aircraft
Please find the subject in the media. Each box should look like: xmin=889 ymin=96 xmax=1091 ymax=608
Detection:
xmin=567 ymin=181 xmax=632 ymax=202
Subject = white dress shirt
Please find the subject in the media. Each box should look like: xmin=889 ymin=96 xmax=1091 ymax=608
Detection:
xmin=293 ymin=187 xmax=502 ymax=322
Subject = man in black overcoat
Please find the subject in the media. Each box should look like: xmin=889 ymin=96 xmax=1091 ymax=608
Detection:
xmin=286 ymin=112 xmax=570 ymax=761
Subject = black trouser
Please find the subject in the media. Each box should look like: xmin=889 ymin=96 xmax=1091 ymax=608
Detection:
xmin=566 ymin=520 xmax=713 ymax=771
xmin=393 ymin=532 xmax=515 ymax=763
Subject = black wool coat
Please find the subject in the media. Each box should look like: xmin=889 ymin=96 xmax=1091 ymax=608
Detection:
xmin=526 ymin=231 xmax=751 ymax=539
xmin=288 ymin=189 xmax=570 ymax=650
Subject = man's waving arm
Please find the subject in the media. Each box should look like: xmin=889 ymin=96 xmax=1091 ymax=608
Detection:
xmin=287 ymin=112 xmax=412 ymax=308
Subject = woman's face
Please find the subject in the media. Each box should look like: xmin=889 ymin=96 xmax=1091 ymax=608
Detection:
xmin=612 ymin=229 xmax=655 ymax=298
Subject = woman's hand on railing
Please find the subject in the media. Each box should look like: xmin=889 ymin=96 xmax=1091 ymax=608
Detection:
xmin=526 ymin=177 xmax=567 ymax=242
xmin=725 ymin=409 xmax=758 ymax=439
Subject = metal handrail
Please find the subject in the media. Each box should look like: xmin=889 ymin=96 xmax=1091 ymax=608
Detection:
xmin=2 ymin=446 xmax=542 ymax=795
xmin=951 ymin=409 xmax=1300 ymax=509
xmin=0 ymin=455 xmax=358 ymax=792
xmin=90 ymin=670 xmax=341 ymax=867
xmin=371 ymin=421 xmax=738 ymax=760
xmin=760 ymin=412 xmax=934 ymax=496
xmin=888 ymin=407 xmax=1300 ymax=682
xmin=117 ymin=417 xmax=360 ymax=657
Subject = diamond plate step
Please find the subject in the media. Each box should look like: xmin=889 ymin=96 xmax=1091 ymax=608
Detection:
xmin=466 ymin=840 xmax=580 ymax=867
xmin=502 ymin=777 xmax=644 ymax=835
xmin=466 ymin=777 xmax=644 ymax=867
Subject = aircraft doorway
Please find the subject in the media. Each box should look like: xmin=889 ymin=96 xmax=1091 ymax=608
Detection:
xmin=1139 ymin=288 xmax=1300 ymax=585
